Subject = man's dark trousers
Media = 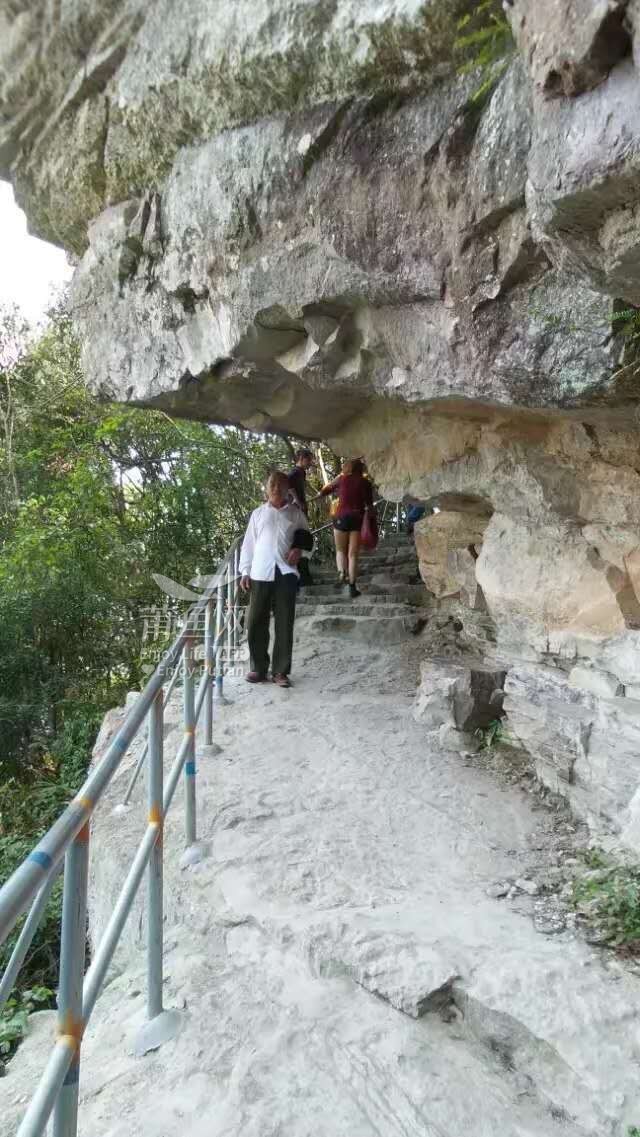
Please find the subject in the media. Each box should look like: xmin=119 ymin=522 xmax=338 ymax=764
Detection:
xmin=247 ymin=567 xmax=298 ymax=677
xmin=298 ymin=556 xmax=313 ymax=586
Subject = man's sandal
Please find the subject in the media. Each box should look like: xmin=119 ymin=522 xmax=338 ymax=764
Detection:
xmin=246 ymin=671 xmax=267 ymax=683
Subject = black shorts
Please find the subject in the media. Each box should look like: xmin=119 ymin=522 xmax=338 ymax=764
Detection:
xmin=333 ymin=513 xmax=362 ymax=533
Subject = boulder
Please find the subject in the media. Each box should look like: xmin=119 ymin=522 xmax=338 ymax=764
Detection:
xmin=414 ymin=504 xmax=491 ymax=604
xmin=413 ymin=659 xmax=506 ymax=735
xmin=507 ymin=0 xmax=631 ymax=97
xmin=504 ymin=662 xmax=640 ymax=850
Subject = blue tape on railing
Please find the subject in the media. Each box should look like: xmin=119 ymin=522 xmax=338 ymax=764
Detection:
xmin=185 ymin=761 xmax=196 ymax=777
xmin=113 ymin=736 xmax=128 ymax=752
xmin=28 ymin=851 xmax=53 ymax=871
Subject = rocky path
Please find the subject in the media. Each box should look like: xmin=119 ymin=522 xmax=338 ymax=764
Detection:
xmin=2 ymin=538 xmax=639 ymax=1135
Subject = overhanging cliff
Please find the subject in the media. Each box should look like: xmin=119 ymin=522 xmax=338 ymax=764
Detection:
xmin=4 ymin=0 xmax=640 ymax=841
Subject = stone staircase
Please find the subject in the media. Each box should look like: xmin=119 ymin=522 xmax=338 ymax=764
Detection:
xmin=296 ymin=532 xmax=429 ymax=642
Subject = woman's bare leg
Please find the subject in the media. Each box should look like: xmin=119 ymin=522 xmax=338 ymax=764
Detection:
xmin=348 ymin=530 xmax=361 ymax=584
xmin=334 ymin=529 xmax=349 ymax=577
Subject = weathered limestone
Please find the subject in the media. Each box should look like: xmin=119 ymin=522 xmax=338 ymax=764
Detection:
xmin=5 ymin=631 xmax=640 ymax=1136
xmin=0 ymin=1 xmax=466 ymax=252
xmin=413 ymin=659 xmax=506 ymax=736
xmin=67 ymin=62 xmax=628 ymax=431
xmin=414 ymin=502 xmax=491 ymax=605
xmin=507 ymin=0 xmax=632 ymax=97
xmin=4 ymin=1 xmax=640 ymax=836
xmin=332 ymin=397 xmax=640 ymax=843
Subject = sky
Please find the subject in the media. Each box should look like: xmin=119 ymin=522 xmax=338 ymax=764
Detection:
xmin=0 ymin=180 xmax=73 ymax=324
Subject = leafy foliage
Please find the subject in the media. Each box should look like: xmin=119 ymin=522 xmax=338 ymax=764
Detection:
xmin=611 ymin=303 xmax=640 ymax=387
xmin=474 ymin=718 xmax=505 ymax=750
xmin=0 ymin=300 xmax=301 ymax=1014
xmin=572 ymin=856 xmax=640 ymax=948
xmin=0 ymin=303 xmax=296 ymax=770
xmin=0 ymin=299 xmax=349 ymax=1040
xmin=0 ymin=987 xmax=53 ymax=1058
xmin=455 ymin=0 xmax=515 ymax=104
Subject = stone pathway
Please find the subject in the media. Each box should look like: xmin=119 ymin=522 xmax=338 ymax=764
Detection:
xmin=2 ymin=536 xmax=639 ymax=1136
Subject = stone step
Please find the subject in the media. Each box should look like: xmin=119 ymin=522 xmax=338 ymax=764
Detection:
xmin=366 ymin=538 xmax=415 ymax=549
xmin=357 ymin=553 xmax=417 ymax=569
xmin=299 ymin=613 xmax=416 ymax=643
xmin=297 ymin=601 xmax=427 ymax=619
xmin=313 ymin=538 xmax=414 ymax=556
xmin=310 ymin=567 xmax=419 ymax=587
xmin=376 ymin=544 xmax=412 ymax=554
xmin=298 ymin=584 xmax=424 ymax=603
xmin=377 ymin=530 xmax=412 ymax=542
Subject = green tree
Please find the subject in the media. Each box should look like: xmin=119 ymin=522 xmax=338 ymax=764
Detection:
xmin=0 ymin=300 xmax=293 ymax=1010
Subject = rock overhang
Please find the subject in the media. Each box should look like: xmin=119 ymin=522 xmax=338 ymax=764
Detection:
xmin=6 ymin=0 xmax=640 ymax=835
xmin=67 ymin=59 xmax=636 ymax=443
xmin=4 ymin=1 xmax=640 ymax=437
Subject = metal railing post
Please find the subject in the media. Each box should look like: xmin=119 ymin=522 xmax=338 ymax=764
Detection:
xmin=233 ymin=547 xmax=241 ymax=657
xmin=134 ymin=689 xmax=181 ymax=1057
xmin=201 ymin=595 xmax=222 ymax=755
xmin=184 ymin=637 xmax=196 ymax=848
xmin=214 ymin=568 xmax=231 ymax=705
xmin=180 ymin=636 xmax=207 ymax=867
xmin=204 ymin=597 xmax=214 ymax=745
xmin=147 ymin=690 xmax=164 ymax=1021
xmin=52 ymin=824 xmax=90 ymax=1137
xmin=115 ymin=663 xmax=182 ymax=811
xmin=213 ymin=576 xmax=227 ymax=703
xmin=226 ymin=561 xmax=233 ymax=672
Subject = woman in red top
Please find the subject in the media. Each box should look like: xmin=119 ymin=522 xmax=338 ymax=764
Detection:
xmin=320 ymin=458 xmax=374 ymax=597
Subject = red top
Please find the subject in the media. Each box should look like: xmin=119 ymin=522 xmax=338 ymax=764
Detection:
xmin=321 ymin=473 xmax=374 ymax=518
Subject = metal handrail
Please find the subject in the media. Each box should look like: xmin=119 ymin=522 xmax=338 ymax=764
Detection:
xmin=117 ymin=496 xmax=400 ymax=806
xmin=116 ymin=536 xmax=243 ymax=809
xmin=0 ymin=495 xmax=405 ymax=1136
xmin=0 ymin=536 xmax=244 ymax=1137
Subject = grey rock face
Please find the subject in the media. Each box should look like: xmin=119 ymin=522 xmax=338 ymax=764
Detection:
xmin=507 ymin=0 xmax=632 ymax=97
xmin=0 ymin=0 xmax=464 ymax=252
xmin=68 ymin=59 xmax=627 ymax=434
xmin=2 ymin=0 xmax=638 ymax=435
xmin=413 ymin=659 xmax=506 ymax=735
xmin=503 ymin=661 xmax=640 ymax=850
xmin=5 ymin=1 xmax=640 ymax=834
xmin=0 ymin=0 xmax=638 ymax=425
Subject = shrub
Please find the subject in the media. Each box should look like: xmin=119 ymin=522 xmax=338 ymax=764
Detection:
xmin=572 ymin=858 xmax=640 ymax=948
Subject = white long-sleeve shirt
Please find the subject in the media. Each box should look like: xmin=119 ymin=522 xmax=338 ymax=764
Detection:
xmin=239 ymin=500 xmax=310 ymax=582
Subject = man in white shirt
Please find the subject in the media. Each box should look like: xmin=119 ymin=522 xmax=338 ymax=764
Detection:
xmin=239 ymin=470 xmax=311 ymax=688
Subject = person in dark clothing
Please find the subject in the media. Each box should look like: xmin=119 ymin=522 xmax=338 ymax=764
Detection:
xmin=288 ymin=448 xmax=315 ymax=586
xmin=288 ymin=448 xmax=313 ymax=513
xmin=406 ymin=503 xmax=426 ymax=537
xmin=320 ymin=458 xmax=374 ymax=598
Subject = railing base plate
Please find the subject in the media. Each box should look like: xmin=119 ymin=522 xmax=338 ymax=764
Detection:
xmin=134 ymin=1009 xmax=182 ymax=1057
xmin=200 ymin=743 xmax=223 ymax=757
xmin=179 ymin=842 xmax=210 ymax=869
